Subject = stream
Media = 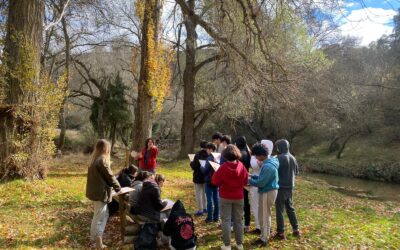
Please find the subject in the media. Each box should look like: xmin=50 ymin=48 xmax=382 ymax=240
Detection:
xmin=303 ymin=172 xmax=400 ymax=202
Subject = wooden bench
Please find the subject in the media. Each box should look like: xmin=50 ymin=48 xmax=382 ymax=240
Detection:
xmin=113 ymin=189 xmax=142 ymax=244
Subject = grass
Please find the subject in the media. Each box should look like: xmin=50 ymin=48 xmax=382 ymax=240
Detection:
xmin=0 ymin=154 xmax=399 ymax=249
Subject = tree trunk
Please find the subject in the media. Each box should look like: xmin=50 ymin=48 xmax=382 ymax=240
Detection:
xmin=57 ymin=15 xmax=70 ymax=151
xmin=336 ymin=132 xmax=359 ymax=159
xmin=179 ymin=0 xmax=197 ymax=158
xmin=98 ymin=100 xmax=105 ymax=138
xmin=132 ymin=0 xmax=161 ymax=151
xmin=111 ymin=122 xmax=117 ymax=154
xmin=0 ymin=0 xmax=45 ymax=179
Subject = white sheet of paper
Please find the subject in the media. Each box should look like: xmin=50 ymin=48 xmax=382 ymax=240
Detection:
xmin=161 ymin=199 xmax=175 ymax=212
xmin=130 ymin=150 xmax=140 ymax=158
xmin=209 ymin=161 xmax=220 ymax=172
xmin=211 ymin=152 xmax=221 ymax=163
xmin=199 ymin=160 xmax=207 ymax=168
xmin=188 ymin=154 xmax=195 ymax=162
xmin=112 ymin=187 xmax=135 ymax=197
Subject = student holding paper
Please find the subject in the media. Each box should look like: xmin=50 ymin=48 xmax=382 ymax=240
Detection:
xmin=190 ymin=141 xmax=209 ymax=216
xmin=248 ymin=143 xmax=279 ymax=247
xmin=201 ymin=143 xmax=219 ymax=223
xmin=218 ymin=135 xmax=231 ymax=165
xmin=212 ymin=132 xmax=224 ymax=153
xmin=86 ymin=139 xmax=121 ymax=249
xmin=211 ymin=145 xmax=248 ymax=250
xmin=135 ymin=138 xmax=159 ymax=173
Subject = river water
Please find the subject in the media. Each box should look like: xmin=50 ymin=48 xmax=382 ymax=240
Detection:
xmin=303 ymin=172 xmax=400 ymax=202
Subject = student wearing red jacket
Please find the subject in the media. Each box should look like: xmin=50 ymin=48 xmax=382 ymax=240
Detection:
xmin=211 ymin=145 xmax=248 ymax=250
xmin=138 ymin=138 xmax=159 ymax=173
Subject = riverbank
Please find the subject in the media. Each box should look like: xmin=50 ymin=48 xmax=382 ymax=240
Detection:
xmin=0 ymin=154 xmax=399 ymax=249
xmin=299 ymin=157 xmax=400 ymax=184
xmin=296 ymin=135 xmax=400 ymax=184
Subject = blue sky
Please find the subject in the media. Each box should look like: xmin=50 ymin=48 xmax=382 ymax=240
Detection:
xmin=339 ymin=0 xmax=400 ymax=45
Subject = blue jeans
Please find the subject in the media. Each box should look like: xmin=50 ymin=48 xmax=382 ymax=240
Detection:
xmin=205 ymin=183 xmax=219 ymax=221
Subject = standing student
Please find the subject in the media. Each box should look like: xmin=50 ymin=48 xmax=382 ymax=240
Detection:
xmin=234 ymin=136 xmax=251 ymax=232
xmin=273 ymin=139 xmax=300 ymax=240
xmin=201 ymin=143 xmax=219 ymax=223
xmin=212 ymin=145 xmax=248 ymax=250
xmin=190 ymin=141 xmax=209 ymax=216
xmin=248 ymin=155 xmax=261 ymax=234
xmin=248 ymin=139 xmax=275 ymax=234
xmin=86 ymin=139 xmax=121 ymax=249
xmin=136 ymin=138 xmax=159 ymax=173
xmin=219 ymin=135 xmax=231 ymax=165
xmin=212 ymin=132 xmax=224 ymax=153
xmin=249 ymin=143 xmax=279 ymax=247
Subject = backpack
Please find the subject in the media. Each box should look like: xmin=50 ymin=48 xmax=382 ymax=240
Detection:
xmin=134 ymin=223 xmax=158 ymax=250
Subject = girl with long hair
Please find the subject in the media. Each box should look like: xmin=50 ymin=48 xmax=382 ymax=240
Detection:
xmin=86 ymin=139 xmax=121 ymax=249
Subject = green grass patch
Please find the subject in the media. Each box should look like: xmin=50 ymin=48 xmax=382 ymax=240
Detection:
xmin=0 ymin=155 xmax=399 ymax=249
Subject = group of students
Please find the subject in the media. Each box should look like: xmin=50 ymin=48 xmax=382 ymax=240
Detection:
xmin=190 ymin=132 xmax=300 ymax=249
xmin=86 ymin=138 xmax=196 ymax=250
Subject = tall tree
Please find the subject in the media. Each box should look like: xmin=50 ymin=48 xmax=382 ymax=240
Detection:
xmin=178 ymin=0 xmax=222 ymax=157
xmin=0 ymin=0 xmax=45 ymax=178
xmin=132 ymin=0 xmax=173 ymax=151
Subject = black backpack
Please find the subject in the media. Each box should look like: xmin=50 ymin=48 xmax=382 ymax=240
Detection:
xmin=134 ymin=223 xmax=158 ymax=250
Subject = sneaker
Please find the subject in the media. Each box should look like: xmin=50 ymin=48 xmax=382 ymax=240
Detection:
xmin=252 ymin=239 xmax=267 ymax=247
xmin=236 ymin=244 xmax=244 ymax=250
xmin=250 ymin=228 xmax=261 ymax=235
xmin=194 ymin=210 xmax=204 ymax=216
xmin=271 ymin=232 xmax=286 ymax=240
xmin=213 ymin=218 xmax=219 ymax=222
xmin=95 ymin=236 xmax=107 ymax=249
xmin=205 ymin=218 xmax=213 ymax=223
xmin=293 ymin=230 xmax=301 ymax=237
xmin=221 ymin=245 xmax=231 ymax=250
xmin=244 ymin=226 xmax=250 ymax=233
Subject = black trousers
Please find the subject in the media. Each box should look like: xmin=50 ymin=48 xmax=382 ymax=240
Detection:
xmin=275 ymin=188 xmax=299 ymax=233
xmin=244 ymin=188 xmax=251 ymax=226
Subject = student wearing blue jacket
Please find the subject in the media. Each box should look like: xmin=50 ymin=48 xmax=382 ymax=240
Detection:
xmin=200 ymin=143 xmax=219 ymax=223
xmin=248 ymin=143 xmax=279 ymax=247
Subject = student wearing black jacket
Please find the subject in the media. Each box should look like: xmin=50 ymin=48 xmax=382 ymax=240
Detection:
xmin=235 ymin=136 xmax=251 ymax=232
xmin=132 ymin=176 xmax=168 ymax=222
xmin=116 ymin=164 xmax=138 ymax=187
xmin=190 ymin=141 xmax=209 ymax=216
xmin=163 ymin=200 xmax=197 ymax=250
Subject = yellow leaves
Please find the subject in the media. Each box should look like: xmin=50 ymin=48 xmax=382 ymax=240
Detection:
xmin=146 ymin=27 xmax=175 ymax=113
xmin=134 ymin=0 xmax=145 ymax=22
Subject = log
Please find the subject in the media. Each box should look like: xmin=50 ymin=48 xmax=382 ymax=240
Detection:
xmin=124 ymin=235 xmax=138 ymax=244
xmin=125 ymin=224 xmax=141 ymax=236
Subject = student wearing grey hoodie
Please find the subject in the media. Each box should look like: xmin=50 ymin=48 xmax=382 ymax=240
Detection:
xmin=273 ymin=139 xmax=300 ymax=240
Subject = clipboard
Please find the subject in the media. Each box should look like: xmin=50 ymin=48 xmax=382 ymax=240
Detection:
xmin=199 ymin=160 xmax=207 ymax=168
xmin=112 ymin=187 xmax=135 ymax=197
xmin=161 ymin=199 xmax=174 ymax=212
xmin=209 ymin=161 xmax=220 ymax=172
xmin=211 ymin=152 xmax=221 ymax=164
xmin=188 ymin=154 xmax=195 ymax=162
